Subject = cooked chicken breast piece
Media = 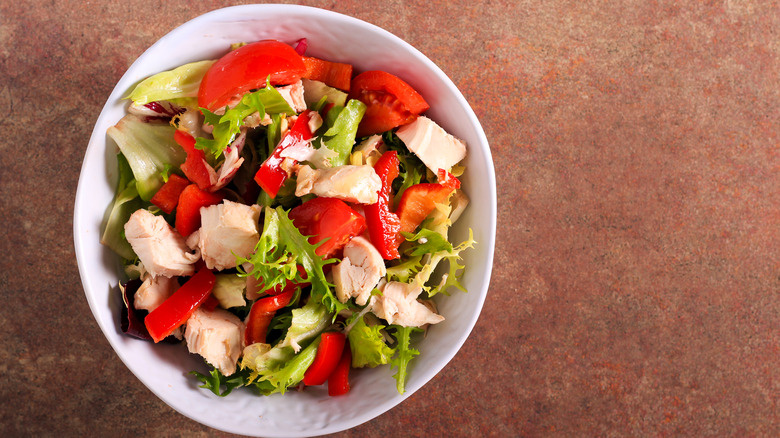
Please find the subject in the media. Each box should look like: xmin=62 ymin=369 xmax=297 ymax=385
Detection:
xmin=295 ymin=164 xmax=381 ymax=204
xmin=134 ymin=275 xmax=178 ymax=312
xmin=332 ymin=236 xmax=386 ymax=305
xmin=395 ymin=116 xmax=466 ymax=173
xmin=370 ymin=281 xmax=445 ymax=327
xmin=195 ymin=200 xmax=262 ymax=271
xmin=124 ymin=209 xmax=199 ymax=278
xmin=184 ymin=307 xmax=245 ymax=376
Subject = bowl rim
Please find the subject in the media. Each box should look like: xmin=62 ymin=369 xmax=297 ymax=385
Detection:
xmin=74 ymin=4 xmax=496 ymax=436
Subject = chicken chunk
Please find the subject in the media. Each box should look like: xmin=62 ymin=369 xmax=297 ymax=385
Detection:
xmin=124 ymin=209 xmax=199 ymax=278
xmin=395 ymin=116 xmax=466 ymax=173
xmin=277 ymin=80 xmax=307 ymax=113
xmin=134 ymin=275 xmax=178 ymax=312
xmin=332 ymin=236 xmax=386 ymax=305
xmin=184 ymin=308 xmax=245 ymax=376
xmin=194 ymin=200 xmax=262 ymax=271
xmin=370 ymin=281 xmax=445 ymax=327
xmin=295 ymin=164 xmax=381 ymax=204
xmin=354 ymin=134 xmax=386 ymax=166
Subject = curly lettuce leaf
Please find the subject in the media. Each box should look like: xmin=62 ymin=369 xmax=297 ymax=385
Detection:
xmin=127 ymin=60 xmax=215 ymax=106
xmin=197 ymin=80 xmax=294 ymax=158
xmin=389 ymin=325 xmax=422 ymax=394
xmin=237 ymin=207 xmax=346 ymax=314
xmin=347 ymin=314 xmax=395 ymax=368
xmin=241 ymin=338 xmax=321 ymax=395
xmin=413 ymin=228 xmax=476 ymax=298
xmin=190 ymin=366 xmax=250 ymax=397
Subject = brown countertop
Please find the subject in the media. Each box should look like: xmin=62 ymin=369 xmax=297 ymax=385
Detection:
xmin=1 ymin=1 xmax=778 ymax=436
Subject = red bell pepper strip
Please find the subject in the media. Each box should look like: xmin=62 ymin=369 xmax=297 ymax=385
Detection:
xmin=254 ymin=110 xmax=315 ymax=198
xmin=150 ymin=173 xmax=190 ymax=214
xmin=301 ymin=56 xmax=353 ymax=91
xmin=328 ymin=342 xmax=352 ymax=396
xmin=365 ymin=151 xmax=402 ymax=260
xmin=303 ymin=332 xmax=346 ymax=386
xmin=175 ymin=130 xmax=213 ymax=190
xmin=394 ymin=171 xmax=461 ymax=244
xmin=144 ymin=268 xmax=216 ymax=343
xmin=244 ymin=288 xmax=296 ymax=346
xmin=175 ymin=184 xmax=224 ymax=237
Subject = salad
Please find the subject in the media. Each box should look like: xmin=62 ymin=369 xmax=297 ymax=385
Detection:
xmin=101 ymin=38 xmax=474 ymax=397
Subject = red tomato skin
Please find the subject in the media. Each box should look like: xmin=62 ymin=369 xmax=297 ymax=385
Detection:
xmin=348 ymin=71 xmax=429 ymax=137
xmin=328 ymin=343 xmax=352 ymax=396
xmin=288 ymin=197 xmax=367 ymax=259
xmin=303 ymin=332 xmax=347 ymax=386
xmin=144 ymin=268 xmax=216 ymax=343
xmin=174 ymin=184 xmax=224 ymax=237
xmin=198 ymin=40 xmax=305 ymax=111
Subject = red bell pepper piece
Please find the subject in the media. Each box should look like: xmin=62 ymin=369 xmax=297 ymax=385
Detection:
xmin=254 ymin=110 xmax=316 ymax=198
xmin=328 ymin=342 xmax=352 ymax=396
xmin=150 ymin=173 xmax=190 ymax=214
xmin=301 ymin=56 xmax=353 ymax=91
xmin=244 ymin=288 xmax=296 ymax=346
xmin=365 ymin=151 xmax=402 ymax=260
xmin=144 ymin=268 xmax=216 ymax=343
xmin=175 ymin=130 xmax=213 ymax=190
xmin=175 ymin=184 xmax=224 ymax=237
xmin=303 ymin=332 xmax=346 ymax=386
xmin=394 ymin=170 xmax=460 ymax=243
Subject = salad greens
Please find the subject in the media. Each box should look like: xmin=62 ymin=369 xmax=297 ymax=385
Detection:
xmin=102 ymin=38 xmax=475 ymax=399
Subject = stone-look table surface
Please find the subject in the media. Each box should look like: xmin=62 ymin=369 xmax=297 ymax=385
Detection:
xmin=1 ymin=1 xmax=778 ymax=436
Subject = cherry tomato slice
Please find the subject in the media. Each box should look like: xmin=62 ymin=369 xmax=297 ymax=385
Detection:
xmin=348 ymin=71 xmax=429 ymax=137
xmin=288 ymin=197 xmax=367 ymax=259
xmin=198 ymin=40 xmax=305 ymax=111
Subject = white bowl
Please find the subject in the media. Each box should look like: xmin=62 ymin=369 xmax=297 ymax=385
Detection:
xmin=74 ymin=5 xmax=496 ymax=437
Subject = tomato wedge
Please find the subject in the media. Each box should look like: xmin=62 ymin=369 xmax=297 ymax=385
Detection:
xmin=348 ymin=71 xmax=429 ymax=137
xmin=303 ymin=332 xmax=346 ymax=386
xmin=198 ymin=40 xmax=305 ymax=111
xmin=288 ymin=197 xmax=367 ymax=259
xmin=395 ymin=170 xmax=461 ymax=243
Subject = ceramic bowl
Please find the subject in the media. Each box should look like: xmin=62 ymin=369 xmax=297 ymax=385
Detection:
xmin=74 ymin=5 xmax=496 ymax=437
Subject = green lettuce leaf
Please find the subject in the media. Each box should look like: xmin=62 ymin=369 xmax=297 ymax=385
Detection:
xmin=279 ymin=298 xmax=331 ymax=352
xmin=309 ymin=99 xmax=366 ymax=167
xmin=127 ymin=60 xmax=215 ymax=105
xmin=197 ymin=80 xmax=294 ymax=158
xmin=347 ymin=314 xmax=395 ymax=368
xmin=241 ymin=338 xmax=321 ymax=395
xmin=211 ymin=274 xmax=247 ymax=309
xmin=414 ymin=228 xmax=476 ymax=297
xmin=106 ymin=115 xmax=186 ymax=201
xmin=237 ymin=207 xmax=347 ymax=314
xmin=389 ymin=325 xmax=422 ymax=394
xmin=190 ymin=366 xmax=250 ymax=397
xmin=100 ymin=153 xmax=142 ymax=260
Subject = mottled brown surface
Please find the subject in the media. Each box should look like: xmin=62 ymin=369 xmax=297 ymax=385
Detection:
xmin=1 ymin=0 xmax=778 ymax=437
